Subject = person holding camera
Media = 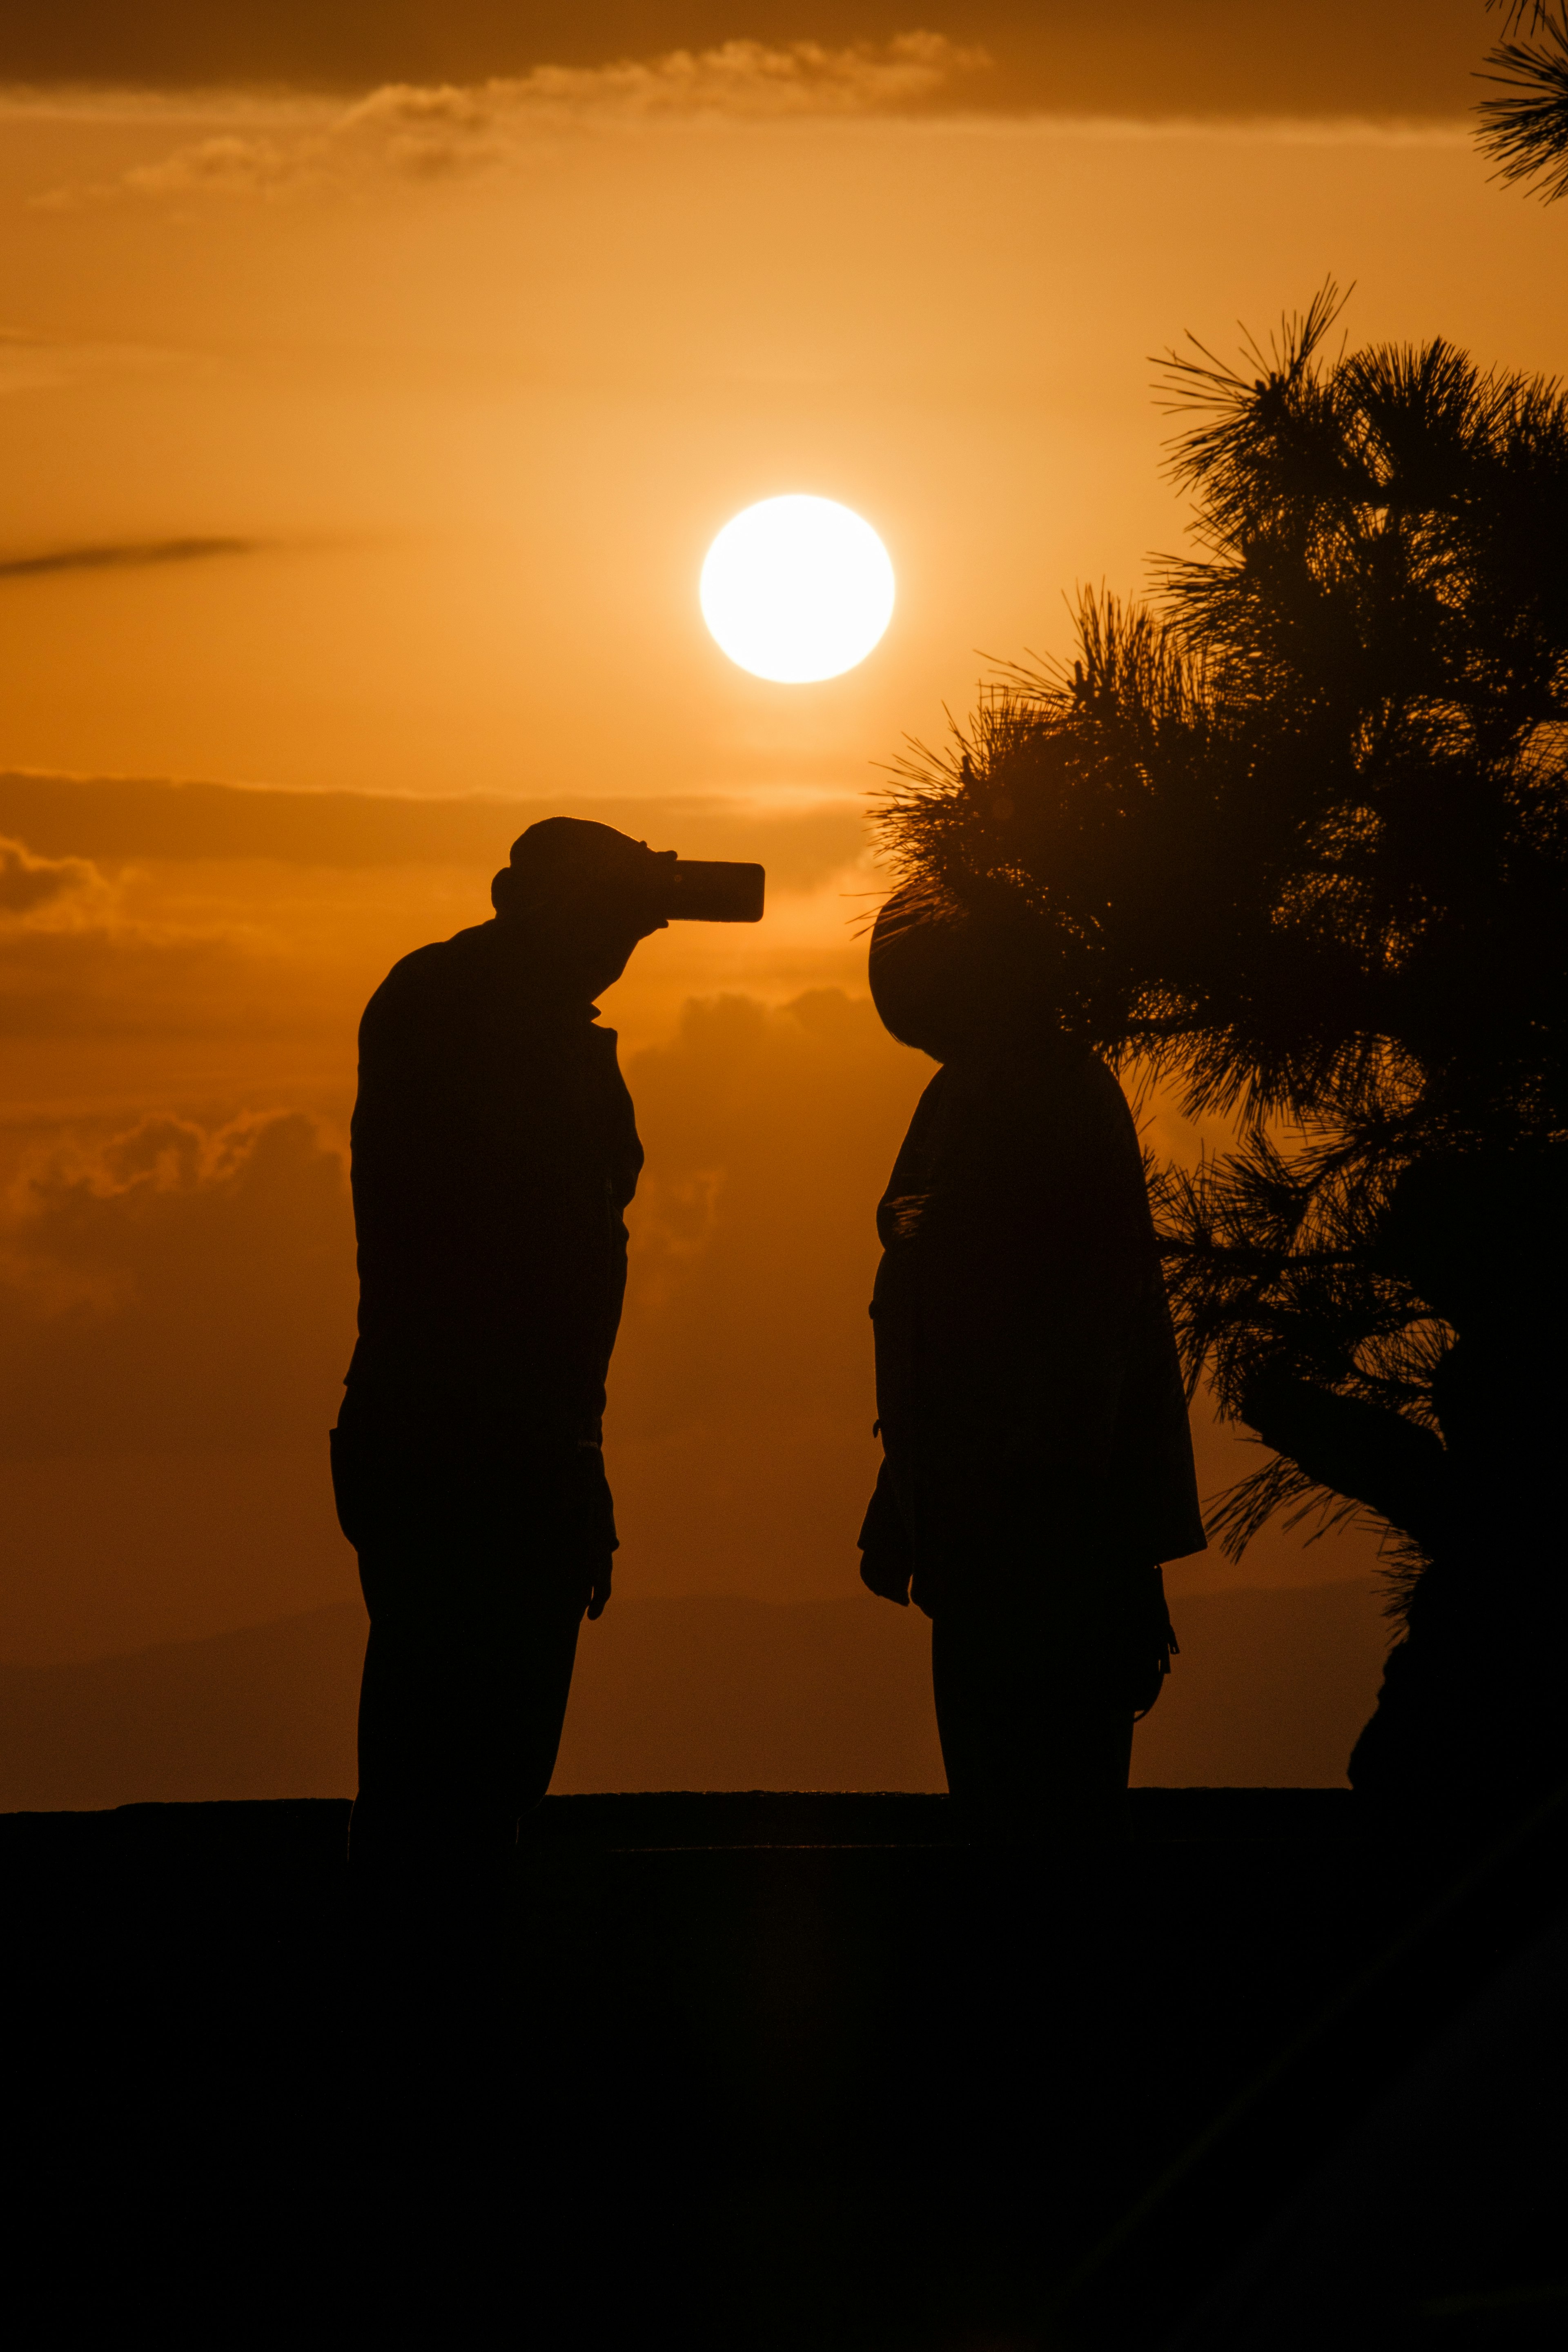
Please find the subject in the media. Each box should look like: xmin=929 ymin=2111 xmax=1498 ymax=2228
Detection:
xmin=331 ymin=816 xmax=762 ymax=1887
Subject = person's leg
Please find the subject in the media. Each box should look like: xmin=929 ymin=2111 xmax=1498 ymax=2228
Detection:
xmin=351 ymin=1575 xmax=508 ymax=1882
xmin=933 ymin=1607 xmax=1046 ymax=1841
xmin=931 ymin=1608 xmax=991 ymax=1827
xmin=352 ymin=1528 xmax=587 ymax=1880
xmin=496 ymin=1581 xmax=585 ymax=1819
xmin=931 ymin=1597 xmax=1134 ymax=1844
xmin=1028 ymin=1696 xmax=1134 ymax=1840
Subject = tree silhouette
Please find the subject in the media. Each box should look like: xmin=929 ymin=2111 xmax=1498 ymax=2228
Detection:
xmin=872 ymin=288 xmax=1568 ymax=1812
xmin=1478 ymin=4 xmax=1568 ymax=204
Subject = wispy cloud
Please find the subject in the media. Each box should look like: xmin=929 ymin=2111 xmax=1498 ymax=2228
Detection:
xmin=0 ymin=537 xmax=256 ymax=582
xmin=33 ymin=35 xmax=990 ymax=208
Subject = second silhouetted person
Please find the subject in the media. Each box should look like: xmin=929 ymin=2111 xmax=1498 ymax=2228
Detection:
xmin=857 ymin=884 xmax=1205 ymax=1842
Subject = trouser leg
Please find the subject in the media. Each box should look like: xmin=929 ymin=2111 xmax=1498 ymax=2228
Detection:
xmin=351 ymin=1561 xmax=585 ymax=1879
xmin=356 ymin=1595 xmax=581 ymax=1808
xmin=931 ymin=1606 xmax=1134 ymax=1844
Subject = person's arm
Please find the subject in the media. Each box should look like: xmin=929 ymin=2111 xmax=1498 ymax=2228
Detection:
xmin=568 ymin=1439 xmax=619 ymax=1619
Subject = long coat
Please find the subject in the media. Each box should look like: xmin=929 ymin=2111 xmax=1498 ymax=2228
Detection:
xmin=862 ymin=1036 xmax=1205 ymax=1615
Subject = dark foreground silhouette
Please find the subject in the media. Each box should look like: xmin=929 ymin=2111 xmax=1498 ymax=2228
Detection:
xmin=332 ymin=818 xmax=761 ymax=1877
xmin=3 ymin=1786 xmax=1565 ymax=2346
xmin=857 ymin=887 xmax=1204 ymax=1840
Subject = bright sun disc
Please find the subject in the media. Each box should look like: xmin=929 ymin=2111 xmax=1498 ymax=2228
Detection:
xmin=700 ymin=495 xmax=895 ymax=683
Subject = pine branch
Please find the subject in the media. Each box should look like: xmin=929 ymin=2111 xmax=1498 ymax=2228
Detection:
xmin=1477 ymin=9 xmax=1568 ymax=203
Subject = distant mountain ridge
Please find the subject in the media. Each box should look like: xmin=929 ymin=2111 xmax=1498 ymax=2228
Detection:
xmin=0 ymin=1582 xmax=1388 ymax=1810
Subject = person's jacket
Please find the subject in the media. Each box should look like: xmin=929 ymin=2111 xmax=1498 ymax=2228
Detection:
xmin=339 ymin=920 xmax=643 ymax=1463
xmin=861 ymin=1035 xmax=1205 ymax=1611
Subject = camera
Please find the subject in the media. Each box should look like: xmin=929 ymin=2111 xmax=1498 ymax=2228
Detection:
xmin=493 ymin=820 xmax=766 ymax=929
xmin=660 ymin=860 xmax=766 ymax=923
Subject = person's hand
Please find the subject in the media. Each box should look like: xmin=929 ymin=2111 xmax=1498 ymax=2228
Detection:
xmin=585 ymin=1552 xmax=614 ymax=1620
xmin=856 ymin=1461 xmax=913 ymax=1606
xmin=859 ymin=1547 xmax=911 ymax=1606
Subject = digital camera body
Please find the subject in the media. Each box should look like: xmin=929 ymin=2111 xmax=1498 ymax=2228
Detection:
xmin=659 ymin=860 xmax=765 ymax=922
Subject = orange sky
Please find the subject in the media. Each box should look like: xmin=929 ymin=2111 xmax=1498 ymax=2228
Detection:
xmin=1 ymin=31 xmax=1560 ymax=1669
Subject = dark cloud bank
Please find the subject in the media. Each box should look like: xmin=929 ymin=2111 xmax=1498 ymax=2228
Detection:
xmin=0 ymin=770 xmax=865 ymax=888
xmin=0 ymin=2 xmax=1492 ymax=118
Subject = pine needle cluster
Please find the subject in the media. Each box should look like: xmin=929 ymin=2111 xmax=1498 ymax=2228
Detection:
xmin=1479 ymin=3 xmax=1568 ymax=205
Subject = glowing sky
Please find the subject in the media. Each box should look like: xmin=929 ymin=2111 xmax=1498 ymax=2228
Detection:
xmin=7 ymin=73 xmax=1561 ymax=831
xmin=0 ymin=24 xmax=1560 ymax=1690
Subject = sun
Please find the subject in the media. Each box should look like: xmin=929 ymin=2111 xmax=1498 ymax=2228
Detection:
xmin=700 ymin=495 xmax=895 ymax=683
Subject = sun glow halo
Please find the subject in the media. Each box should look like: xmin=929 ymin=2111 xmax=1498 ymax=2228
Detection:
xmin=700 ymin=495 xmax=895 ymax=683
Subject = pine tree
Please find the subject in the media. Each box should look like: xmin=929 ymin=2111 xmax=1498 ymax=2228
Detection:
xmin=872 ymin=289 xmax=1568 ymax=1815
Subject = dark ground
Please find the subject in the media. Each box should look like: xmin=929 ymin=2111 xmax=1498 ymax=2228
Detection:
xmin=3 ymin=1788 xmax=1566 ymax=2347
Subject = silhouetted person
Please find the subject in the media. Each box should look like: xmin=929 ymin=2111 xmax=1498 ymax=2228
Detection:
xmin=856 ymin=887 xmax=1205 ymax=1841
xmin=331 ymin=819 xmax=679 ymax=1888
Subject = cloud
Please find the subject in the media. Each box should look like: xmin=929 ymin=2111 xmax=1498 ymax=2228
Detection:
xmin=0 ymin=874 xmax=324 ymax=1044
xmin=0 ymin=990 xmax=920 ymax=1501
xmin=0 ymin=1109 xmax=356 ymax=1458
xmin=602 ymin=991 xmax=925 ymax=1594
xmin=0 ymin=993 xmax=926 ymax=1651
xmin=0 ymin=837 xmax=98 ymax=918
xmin=0 ymin=785 xmax=880 ymax=1057
xmin=0 ymin=825 xmax=290 ymax=1044
xmin=0 ymin=773 xmax=869 ymax=888
xmin=619 ymin=989 xmax=915 ymax=1429
xmin=35 ymin=36 xmax=989 ymax=207
xmin=0 ymin=987 xmax=919 ymax=1491
xmin=0 ymin=537 xmax=256 ymax=581
xmin=0 ymin=991 xmax=1382 ymax=1681
xmin=0 ymin=3 xmax=1491 ymax=123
